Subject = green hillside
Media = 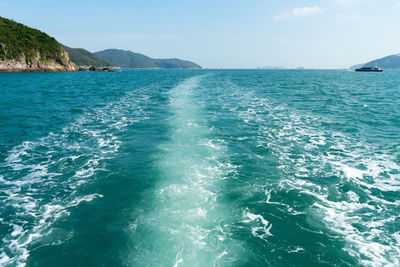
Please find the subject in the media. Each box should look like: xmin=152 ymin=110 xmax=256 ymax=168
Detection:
xmin=364 ymin=54 xmax=400 ymax=69
xmin=154 ymin=58 xmax=202 ymax=69
xmin=0 ymin=16 xmax=63 ymax=62
xmin=350 ymin=54 xmax=400 ymax=70
xmin=62 ymin=45 xmax=113 ymax=67
xmin=94 ymin=49 xmax=201 ymax=69
xmin=0 ymin=16 xmax=200 ymax=69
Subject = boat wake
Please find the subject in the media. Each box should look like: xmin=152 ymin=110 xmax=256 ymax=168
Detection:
xmin=224 ymin=78 xmax=400 ymax=266
xmin=0 ymin=87 xmax=150 ymax=266
xmin=126 ymin=76 xmax=243 ymax=266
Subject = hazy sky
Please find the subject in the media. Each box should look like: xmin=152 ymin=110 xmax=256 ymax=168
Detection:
xmin=1 ymin=0 xmax=400 ymax=68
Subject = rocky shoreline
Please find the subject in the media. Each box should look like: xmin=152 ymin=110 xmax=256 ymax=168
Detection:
xmin=0 ymin=50 xmax=79 ymax=72
xmin=0 ymin=60 xmax=118 ymax=73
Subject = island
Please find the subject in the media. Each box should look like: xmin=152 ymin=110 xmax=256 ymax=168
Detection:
xmin=0 ymin=16 xmax=202 ymax=72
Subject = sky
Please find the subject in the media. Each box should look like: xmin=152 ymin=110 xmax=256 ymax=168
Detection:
xmin=1 ymin=0 xmax=400 ymax=69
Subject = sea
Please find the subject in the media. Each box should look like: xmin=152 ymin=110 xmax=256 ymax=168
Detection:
xmin=0 ymin=69 xmax=399 ymax=266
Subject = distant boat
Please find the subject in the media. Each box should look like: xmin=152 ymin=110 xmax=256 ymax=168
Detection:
xmin=355 ymin=66 xmax=383 ymax=72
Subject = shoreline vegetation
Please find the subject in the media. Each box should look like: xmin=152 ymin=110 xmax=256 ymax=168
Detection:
xmin=0 ymin=16 xmax=201 ymax=73
xmin=0 ymin=17 xmax=78 ymax=72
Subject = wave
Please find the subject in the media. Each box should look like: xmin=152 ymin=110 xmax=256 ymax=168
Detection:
xmin=225 ymin=78 xmax=400 ymax=265
xmin=0 ymin=87 xmax=151 ymax=266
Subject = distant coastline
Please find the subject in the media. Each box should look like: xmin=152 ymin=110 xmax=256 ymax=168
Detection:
xmin=0 ymin=16 xmax=201 ymax=73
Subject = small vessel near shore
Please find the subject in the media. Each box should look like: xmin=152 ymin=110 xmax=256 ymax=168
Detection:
xmin=355 ymin=66 xmax=383 ymax=72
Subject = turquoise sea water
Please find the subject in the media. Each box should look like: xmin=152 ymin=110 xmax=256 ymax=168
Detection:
xmin=0 ymin=70 xmax=399 ymax=266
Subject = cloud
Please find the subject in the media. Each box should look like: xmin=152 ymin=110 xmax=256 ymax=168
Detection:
xmin=275 ymin=6 xmax=323 ymax=20
xmin=334 ymin=13 xmax=362 ymax=21
xmin=395 ymin=2 xmax=400 ymax=7
xmin=334 ymin=0 xmax=370 ymax=6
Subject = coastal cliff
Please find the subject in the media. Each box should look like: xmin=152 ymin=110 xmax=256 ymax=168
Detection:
xmin=0 ymin=49 xmax=78 ymax=72
xmin=0 ymin=17 xmax=78 ymax=72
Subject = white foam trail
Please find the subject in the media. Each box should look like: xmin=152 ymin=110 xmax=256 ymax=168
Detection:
xmin=225 ymin=78 xmax=400 ymax=265
xmin=0 ymin=88 xmax=150 ymax=266
xmin=129 ymin=76 xmax=241 ymax=265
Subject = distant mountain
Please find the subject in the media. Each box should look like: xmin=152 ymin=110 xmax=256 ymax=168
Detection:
xmin=364 ymin=54 xmax=400 ymax=69
xmin=62 ymin=45 xmax=113 ymax=67
xmin=349 ymin=63 xmax=365 ymax=70
xmin=94 ymin=49 xmax=201 ymax=69
xmin=350 ymin=54 xmax=400 ymax=70
xmin=0 ymin=16 xmax=200 ymax=71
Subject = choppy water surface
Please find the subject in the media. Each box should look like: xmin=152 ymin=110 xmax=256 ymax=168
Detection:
xmin=0 ymin=70 xmax=399 ymax=266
